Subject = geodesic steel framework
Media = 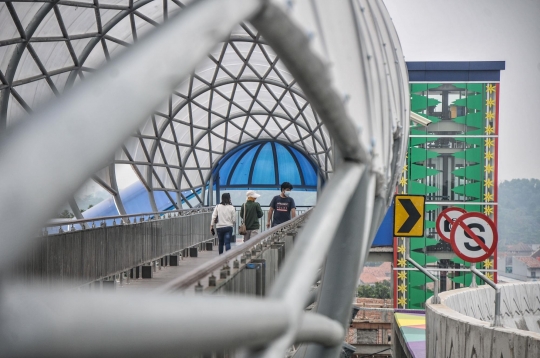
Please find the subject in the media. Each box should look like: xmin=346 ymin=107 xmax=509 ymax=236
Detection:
xmin=0 ymin=0 xmax=331 ymax=216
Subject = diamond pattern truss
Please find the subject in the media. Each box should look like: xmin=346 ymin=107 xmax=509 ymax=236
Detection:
xmin=0 ymin=0 xmax=331 ymax=211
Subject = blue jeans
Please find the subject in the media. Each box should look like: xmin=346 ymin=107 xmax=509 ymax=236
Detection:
xmin=216 ymin=226 xmax=233 ymax=254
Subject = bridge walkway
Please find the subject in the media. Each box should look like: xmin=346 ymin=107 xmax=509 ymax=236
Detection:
xmin=393 ymin=310 xmax=426 ymax=358
xmin=120 ymin=240 xmax=242 ymax=292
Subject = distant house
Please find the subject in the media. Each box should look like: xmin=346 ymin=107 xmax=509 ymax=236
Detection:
xmin=499 ymin=243 xmax=534 ymax=272
xmin=512 ymin=257 xmax=540 ymax=281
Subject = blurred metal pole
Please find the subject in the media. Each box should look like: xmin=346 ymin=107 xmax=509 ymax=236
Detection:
xmin=299 ymin=170 xmax=376 ymax=358
xmin=209 ymin=172 xmax=214 ymax=206
xmin=251 ymin=3 xmax=367 ymax=165
xmin=0 ymin=290 xmax=289 ymax=358
xmin=250 ymin=162 xmax=364 ymax=358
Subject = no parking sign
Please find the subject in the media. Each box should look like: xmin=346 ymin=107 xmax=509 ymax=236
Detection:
xmin=436 ymin=207 xmax=467 ymax=243
xmin=450 ymin=212 xmax=498 ymax=263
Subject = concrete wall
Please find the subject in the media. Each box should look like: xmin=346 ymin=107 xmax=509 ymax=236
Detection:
xmin=513 ymin=259 xmax=530 ymax=280
xmin=426 ymin=282 xmax=540 ymax=357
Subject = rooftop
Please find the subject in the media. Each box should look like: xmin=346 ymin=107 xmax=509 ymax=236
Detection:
xmin=502 ymin=243 xmax=533 ymax=253
xmin=516 ymin=256 xmax=540 ymax=268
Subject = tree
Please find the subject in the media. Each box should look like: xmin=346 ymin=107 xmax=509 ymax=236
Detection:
xmin=357 ymin=280 xmax=391 ymax=299
xmin=58 ymin=209 xmax=74 ymax=218
xmin=80 ymin=204 xmax=94 ymax=214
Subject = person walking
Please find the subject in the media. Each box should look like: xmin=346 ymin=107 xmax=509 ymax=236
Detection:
xmin=240 ymin=190 xmax=264 ymax=242
xmin=210 ymin=193 xmax=236 ymax=254
xmin=267 ymin=182 xmax=296 ymax=228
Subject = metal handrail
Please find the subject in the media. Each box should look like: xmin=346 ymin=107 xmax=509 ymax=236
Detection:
xmin=157 ymin=209 xmax=312 ymax=292
xmin=470 ymin=266 xmax=503 ymax=327
xmin=44 ymin=206 xmax=214 ymax=228
xmin=406 ymin=254 xmax=441 ymax=304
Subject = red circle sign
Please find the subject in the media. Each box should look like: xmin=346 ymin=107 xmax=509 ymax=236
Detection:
xmin=450 ymin=212 xmax=498 ymax=262
xmin=436 ymin=207 xmax=467 ymax=243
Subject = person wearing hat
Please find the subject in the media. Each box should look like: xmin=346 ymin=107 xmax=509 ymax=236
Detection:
xmin=240 ymin=190 xmax=264 ymax=241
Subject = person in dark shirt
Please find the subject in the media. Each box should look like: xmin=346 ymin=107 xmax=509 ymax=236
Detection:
xmin=239 ymin=190 xmax=264 ymax=242
xmin=267 ymin=182 xmax=296 ymax=228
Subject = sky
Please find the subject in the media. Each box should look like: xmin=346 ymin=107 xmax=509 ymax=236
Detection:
xmin=383 ymin=0 xmax=540 ymax=182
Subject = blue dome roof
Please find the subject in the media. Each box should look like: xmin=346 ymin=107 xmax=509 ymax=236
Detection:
xmin=215 ymin=142 xmax=319 ymax=189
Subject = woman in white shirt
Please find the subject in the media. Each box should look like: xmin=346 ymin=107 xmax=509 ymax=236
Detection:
xmin=210 ymin=193 xmax=236 ymax=254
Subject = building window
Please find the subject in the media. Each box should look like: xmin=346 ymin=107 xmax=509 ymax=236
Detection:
xmin=531 ymin=271 xmax=536 ymax=278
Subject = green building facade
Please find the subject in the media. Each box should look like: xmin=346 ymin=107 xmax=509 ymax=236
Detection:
xmin=394 ymin=62 xmax=505 ymax=309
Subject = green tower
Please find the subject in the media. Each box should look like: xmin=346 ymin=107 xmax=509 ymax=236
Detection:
xmin=394 ymin=62 xmax=505 ymax=309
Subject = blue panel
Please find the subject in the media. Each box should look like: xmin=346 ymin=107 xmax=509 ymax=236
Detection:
xmin=468 ymin=70 xmax=500 ymax=81
xmin=408 ymin=61 xmax=505 ymax=71
xmin=425 ymin=70 xmax=469 ymax=82
xmin=406 ymin=61 xmax=505 ymax=82
xmin=425 ymin=62 xmax=470 ymax=71
xmin=219 ymin=146 xmax=250 ymax=185
xmin=408 ymin=71 xmax=426 ymax=82
xmin=81 ymin=196 xmax=119 ymax=219
xmin=121 ymin=181 xmax=153 ymax=214
xmin=275 ymin=143 xmax=301 ymax=185
xmin=406 ymin=62 xmax=426 ymax=71
xmin=230 ymin=145 xmax=258 ymax=185
xmin=372 ymin=202 xmax=394 ymax=247
xmin=252 ymin=143 xmax=276 ymax=185
xmin=469 ymin=61 xmax=505 ymax=70
xmin=291 ymin=147 xmax=317 ymax=186
xmin=154 ymin=190 xmax=175 ymax=211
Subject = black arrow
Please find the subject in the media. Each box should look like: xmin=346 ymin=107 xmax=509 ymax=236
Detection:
xmin=398 ymin=198 xmax=421 ymax=233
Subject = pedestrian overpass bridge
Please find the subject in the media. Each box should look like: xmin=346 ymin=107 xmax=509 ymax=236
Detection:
xmin=0 ymin=0 xmax=539 ymax=357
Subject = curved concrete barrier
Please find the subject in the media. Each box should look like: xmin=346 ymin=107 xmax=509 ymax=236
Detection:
xmin=426 ymin=282 xmax=540 ymax=357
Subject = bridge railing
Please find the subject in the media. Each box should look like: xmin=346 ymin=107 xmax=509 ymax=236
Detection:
xmin=10 ymin=207 xmax=214 ymax=286
xmin=44 ymin=207 xmax=214 ymax=234
xmin=157 ymin=209 xmax=311 ymax=294
xmin=426 ymin=281 xmax=540 ymax=358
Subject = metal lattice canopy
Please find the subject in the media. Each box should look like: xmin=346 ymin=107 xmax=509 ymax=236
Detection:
xmin=0 ymin=0 xmax=332 ymax=213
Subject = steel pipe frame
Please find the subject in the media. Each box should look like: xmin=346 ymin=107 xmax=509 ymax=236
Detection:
xmin=147 ymin=76 xmax=331 ymax=203
xmin=246 ymin=2 xmax=400 ymax=357
xmin=251 ymin=4 xmax=366 ymax=166
xmin=0 ymin=1 xmax=56 ymax=131
xmin=128 ymin=52 xmax=332 ymax=207
xmin=249 ymin=162 xmax=365 ymax=358
xmin=406 ymin=252 xmax=441 ymax=305
xmin=299 ymin=168 xmax=376 ymax=358
xmin=0 ymin=290 xmax=290 ymax=358
xmin=164 ymin=78 xmax=329 ymax=159
xmin=0 ymin=0 xmax=156 ymax=216
xmin=0 ymin=0 xmax=408 ymax=357
xmin=0 ymin=290 xmax=343 ymax=357
xmin=0 ymin=1 xmax=333 ymax=212
xmin=470 ymin=266 xmax=503 ymax=327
